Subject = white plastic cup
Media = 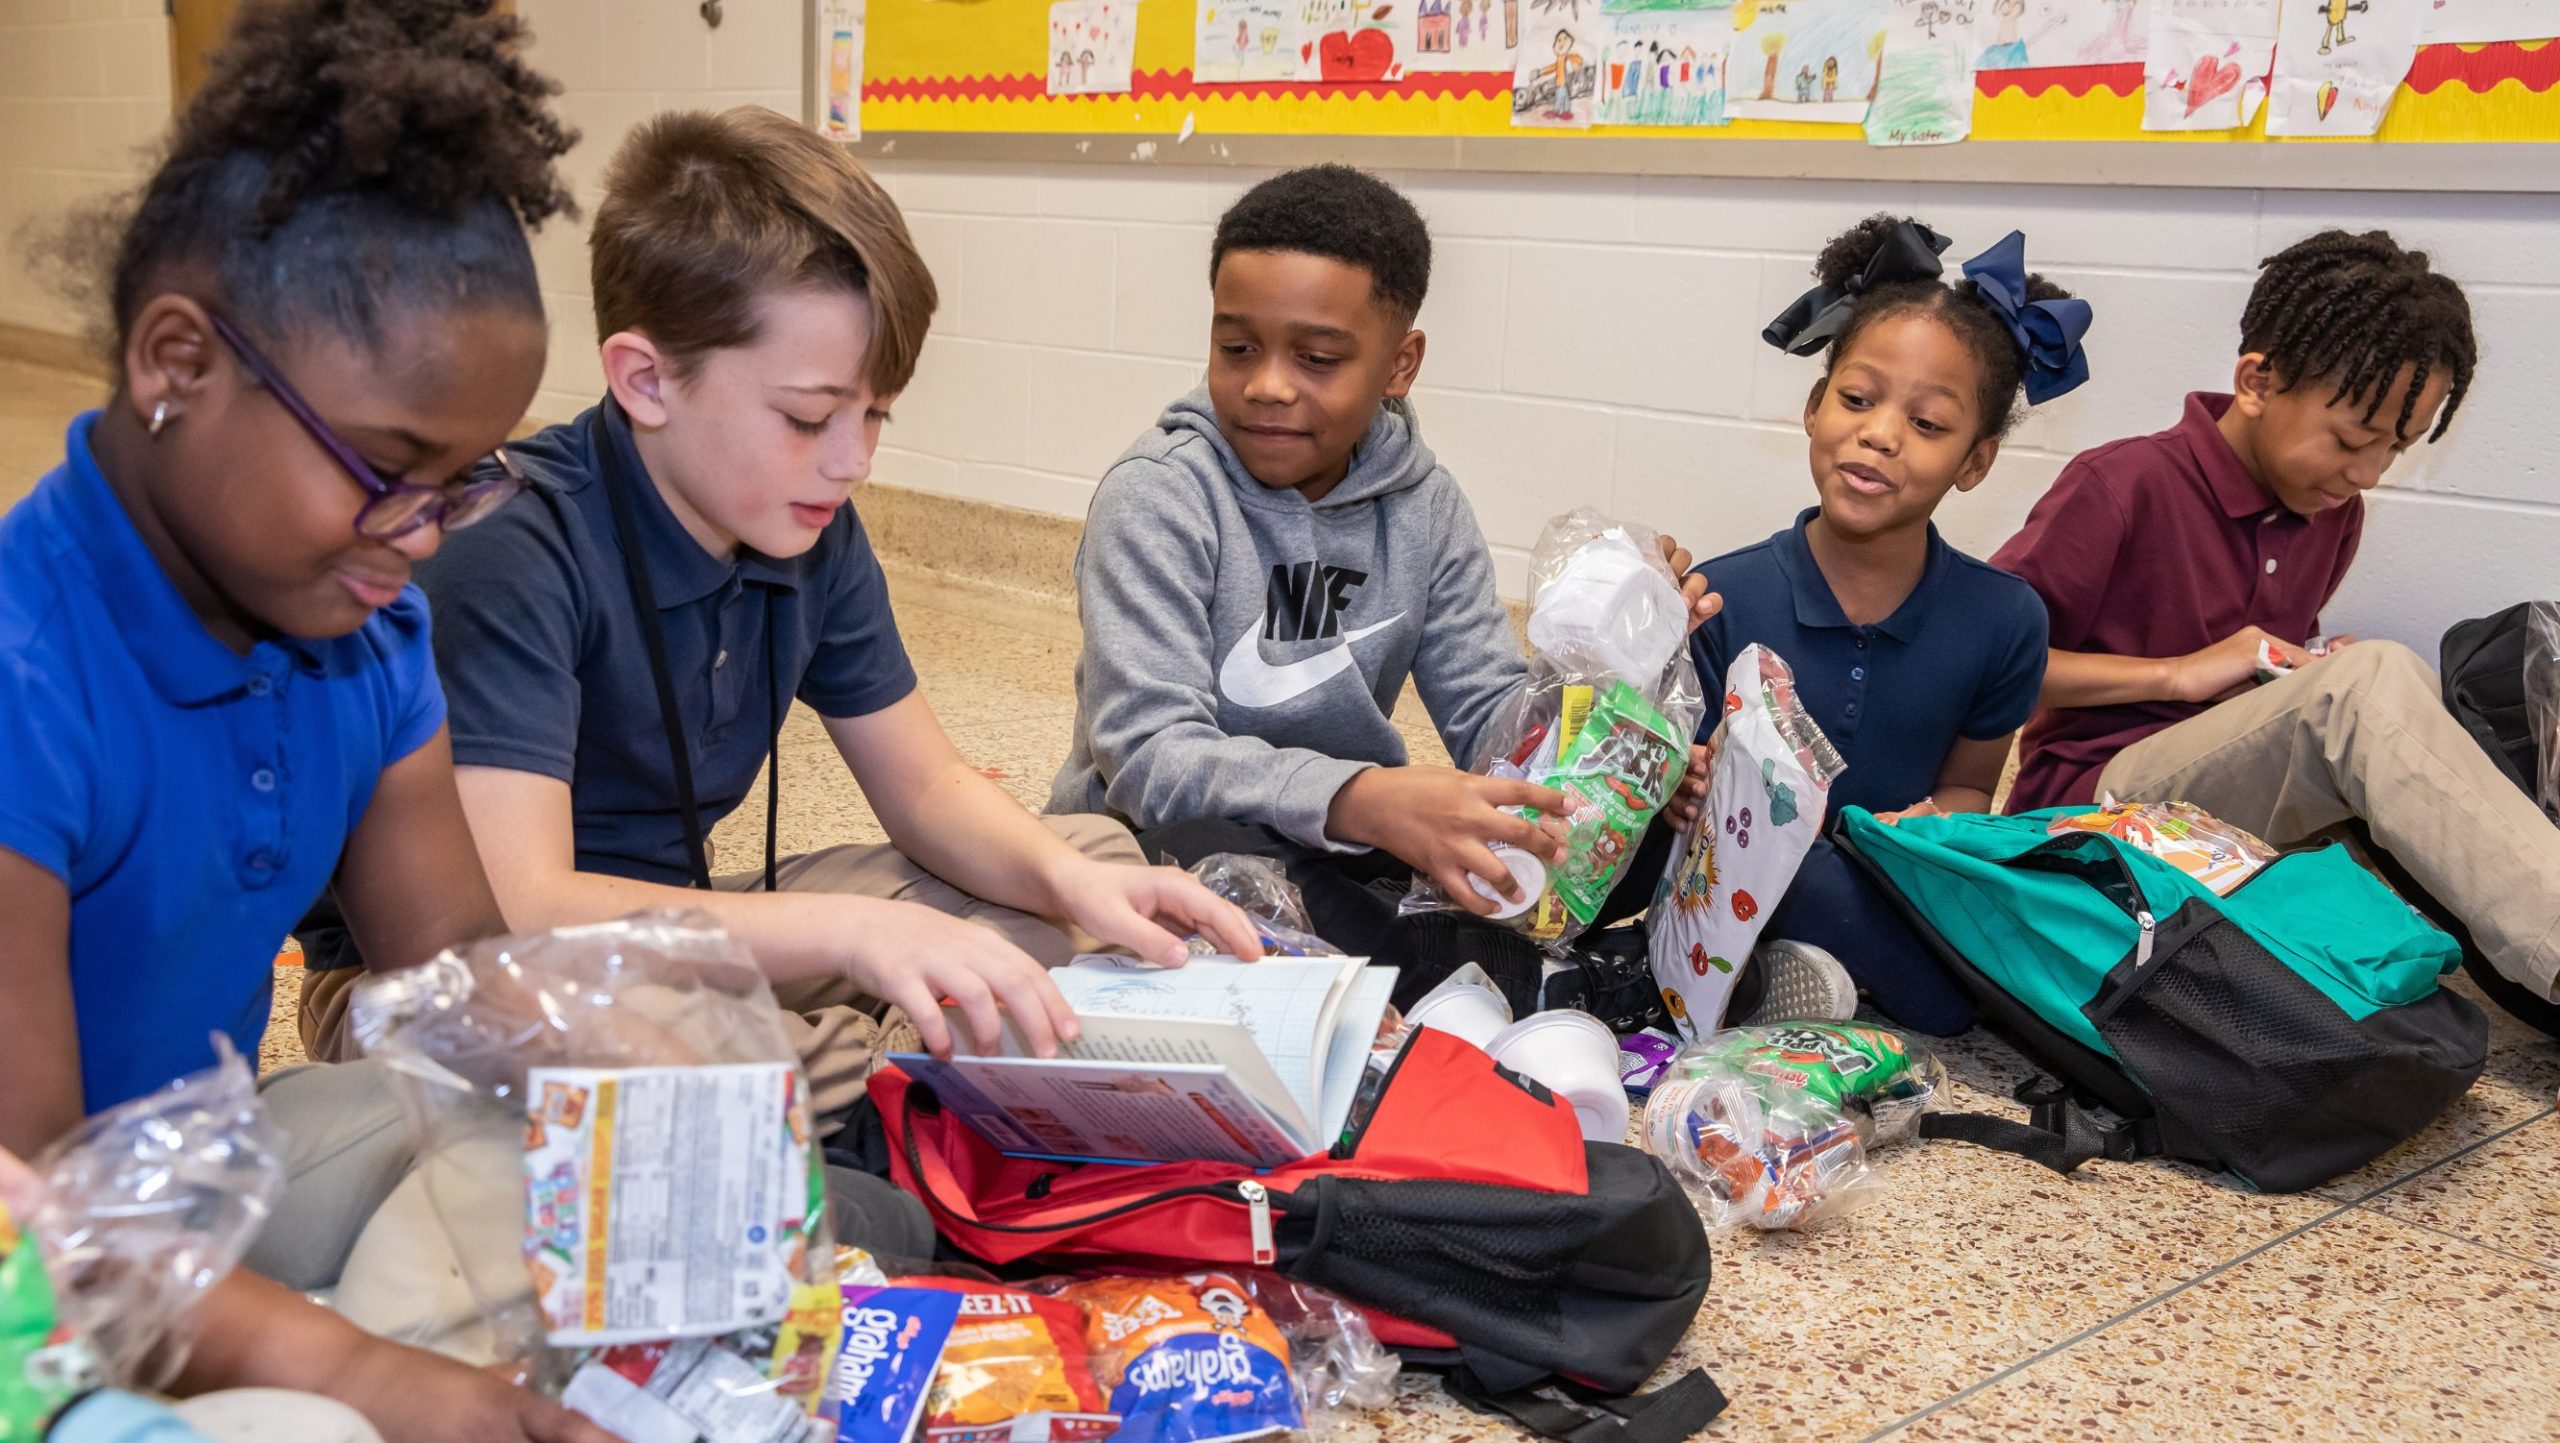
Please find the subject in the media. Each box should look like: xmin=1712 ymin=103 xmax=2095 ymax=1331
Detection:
xmin=1403 ymin=978 xmax=1515 ymax=1052
xmin=1469 ymin=844 xmax=1548 ymax=920
xmin=1489 ymin=1008 xmax=1634 ymax=1142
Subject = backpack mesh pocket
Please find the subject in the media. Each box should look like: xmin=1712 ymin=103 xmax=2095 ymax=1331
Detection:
xmin=2086 ymin=898 xmax=2487 ymax=1192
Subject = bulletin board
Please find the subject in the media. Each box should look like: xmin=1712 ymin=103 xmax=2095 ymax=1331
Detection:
xmin=855 ymin=0 xmax=2560 ymax=147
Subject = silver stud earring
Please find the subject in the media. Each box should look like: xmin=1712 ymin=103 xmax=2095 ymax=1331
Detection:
xmin=149 ymin=401 xmax=170 ymax=436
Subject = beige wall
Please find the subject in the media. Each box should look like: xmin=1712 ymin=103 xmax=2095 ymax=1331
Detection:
xmin=0 ymin=0 xmax=171 ymax=340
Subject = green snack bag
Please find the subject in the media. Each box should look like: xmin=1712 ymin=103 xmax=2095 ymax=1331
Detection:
xmin=1 ymin=1201 xmax=82 ymax=1443
xmin=1530 ymin=680 xmax=1690 ymax=929
xmin=1699 ymin=1023 xmax=1946 ymax=1142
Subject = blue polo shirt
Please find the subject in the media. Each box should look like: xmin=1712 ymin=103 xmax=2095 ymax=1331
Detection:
xmin=1688 ymin=509 xmax=2047 ymax=822
xmin=429 ymin=398 xmax=913 ymax=881
xmin=0 ymin=415 xmax=446 ymax=1111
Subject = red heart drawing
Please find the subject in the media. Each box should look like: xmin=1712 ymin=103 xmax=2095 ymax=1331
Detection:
xmin=1301 ymin=39 xmax=1316 ymax=63
xmin=2185 ymin=52 xmax=2239 ymax=114
xmin=1318 ymin=29 xmax=1358 ymax=77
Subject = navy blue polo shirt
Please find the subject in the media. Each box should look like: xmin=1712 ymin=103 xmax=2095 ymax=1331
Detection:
xmin=0 ymin=414 xmax=446 ymax=1110
xmin=419 ymin=398 xmax=914 ymax=886
xmin=1688 ymin=509 xmax=2047 ymax=822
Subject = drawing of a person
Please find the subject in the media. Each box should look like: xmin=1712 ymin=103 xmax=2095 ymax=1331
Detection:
xmin=1078 ymin=46 xmax=1095 ymax=86
xmin=1234 ymin=16 xmax=1251 ymax=65
xmin=1546 ymin=28 xmax=1584 ymax=116
xmin=1794 ymin=62 xmax=1815 ymax=100
xmin=1679 ymin=46 xmax=1694 ymax=83
xmin=1978 ymin=0 xmax=2029 ymax=70
xmin=1055 ymin=47 xmax=1075 ymax=87
xmin=1821 ymin=53 xmax=1838 ymax=100
xmin=2320 ymin=0 xmax=2369 ymax=53
xmin=1657 ymin=50 xmax=1673 ymax=88
xmin=2077 ymin=0 xmax=2138 ymax=63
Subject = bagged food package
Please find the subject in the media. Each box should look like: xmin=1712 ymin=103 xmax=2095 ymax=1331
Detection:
xmin=354 ymin=913 xmax=841 ymax=1441
xmin=893 ymin=1279 xmax=1116 ymax=1443
xmin=1044 ymin=1273 xmax=1396 ymax=1443
xmin=1403 ymin=512 xmax=1705 ymax=948
xmin=1648 ymin=645 xmax=1846 ymax=1038
xmin=1185 ymin=855 xmax=1340 ymax=958
xmin=1641 ymin=1023 xmax=1946 ymax=1232
xmin=831 ymin=1282 xmax=965 ymax=1443
xmin=2046 ymin=800 xmax=2278 ymax=896
xmin=1 ymin=1042 xmax=281 ymax=1442
xmin=2251 ymin=635 xmax=2332 ymax=685
xmin=2529 ymin=601 xmax=2560 ymax=824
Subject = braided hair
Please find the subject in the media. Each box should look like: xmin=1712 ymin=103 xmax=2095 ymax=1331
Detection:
xmin=2239 ymin=229 xmax=2474 ymax=443
xmin=90 ymin=0 xmax=575 ymax=359
xmin=1811 ymin=214 xmax=2076 ymax=440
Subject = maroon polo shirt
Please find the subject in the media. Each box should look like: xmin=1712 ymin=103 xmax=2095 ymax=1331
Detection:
xmin=1992 ymin=392 xmax=2364 ymax=812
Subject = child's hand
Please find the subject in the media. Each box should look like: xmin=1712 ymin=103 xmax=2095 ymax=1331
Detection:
xmin=843 ymin=902 xmax=1082 ymax=1059
xmin=333 ymin=1337 xmax=623 ymax=1443
xmin=1875 ymin=796 xmax=1945 ymax=826
xmin=1327 ymin=766 xmax=1569 ymax=917
xmin=2173 ymin=626 xmax=2310 ymax=704
xmin=1667 ymin=744 xmax=1711 ymax=830
xmin=1654 ymin=534 xmax=1725 ymax=631
xmin=1048 ymin=859 xmax=1267 ymax=966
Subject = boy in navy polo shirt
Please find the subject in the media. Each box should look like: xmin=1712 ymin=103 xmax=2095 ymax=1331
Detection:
xmin=1680 ymin=215 xmax=2085 ymax=1035
xmin=1995 ymin=230 xmax=2560 ymax=1034
xmin=0 ymin=4 xmax=615 ymax=1438
xmin=296 ymin=109 xmax=1262 ymax=1119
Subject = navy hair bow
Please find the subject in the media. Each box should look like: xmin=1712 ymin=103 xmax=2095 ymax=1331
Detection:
xmin=1761 ymin=219 xmax=1951 ymax=356
xmin=1962 ymin=230 xmax=2093 ymax=405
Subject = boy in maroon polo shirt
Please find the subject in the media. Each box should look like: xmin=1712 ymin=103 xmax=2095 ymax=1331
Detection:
xmin=1994 ymin=230 xmax=2560 ymax=1033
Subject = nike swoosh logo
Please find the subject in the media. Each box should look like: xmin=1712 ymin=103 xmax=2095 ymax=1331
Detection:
xmin=1218 ymin=611 xmax=1406 ymax=708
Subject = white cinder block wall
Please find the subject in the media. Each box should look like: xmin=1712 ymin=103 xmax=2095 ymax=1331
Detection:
xmin=0 ymin=0 xmax=171 ymax=336
xmin=3 ymin=0 xmax=2551 ymax=649
xmin=856 ymin=162 xmax=2560 ymax=650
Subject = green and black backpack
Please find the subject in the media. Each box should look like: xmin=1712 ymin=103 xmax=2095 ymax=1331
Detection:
xmin=1836 ymin=807 xmax=2486 ymax=1193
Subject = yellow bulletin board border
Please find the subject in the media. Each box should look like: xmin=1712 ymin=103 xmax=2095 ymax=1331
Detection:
xmin=848 ymin=0 xmax=2560 ymax=170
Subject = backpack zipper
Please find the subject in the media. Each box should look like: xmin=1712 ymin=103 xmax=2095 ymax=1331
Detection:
xmin=1239 ymin=1180 xmax=1276 ymax=1265
xmin=2133 ymin=908 xmax=2156 ymax=969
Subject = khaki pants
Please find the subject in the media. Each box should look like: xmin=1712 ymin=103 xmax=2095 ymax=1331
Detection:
xmin=2097 ymin=640 xmax=2560 ymax=1003
xmin=302 ymin=813 xmax=1149 ymax=1120
xmin=713 ymin=812 xmax=1145 ymax=1129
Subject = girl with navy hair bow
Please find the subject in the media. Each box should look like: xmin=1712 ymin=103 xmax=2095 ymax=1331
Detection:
xmin=1653 ymin=214 xmax=2093 ymax=1035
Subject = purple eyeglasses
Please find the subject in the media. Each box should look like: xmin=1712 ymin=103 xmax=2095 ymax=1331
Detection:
xmin=206 ymin=309 xmax=528 ymax=541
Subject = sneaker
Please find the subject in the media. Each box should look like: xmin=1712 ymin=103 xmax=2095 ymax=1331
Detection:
xmin=1734 ymin=939 xmax=1858 ymax=1025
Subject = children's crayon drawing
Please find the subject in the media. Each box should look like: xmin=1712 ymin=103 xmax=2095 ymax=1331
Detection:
xmin=1971 ymin=0 xmax=2147 ymax=70
xmin=1867 ymin=0 xmax=1976 ymax=143
xmin=1410 ymin=0 xmax=1525 ymax=69
xmin=1597 ymin=11 xmax=1732 ymax=123
xmin=811 ymin=0 xmax=866 ymax=141
xmin=1196 ymin=0 xmax=1305 ymax=80
xmin=1047 ymin=0 xmax=1138 ymax=95
xmin=1727 ymin=0 xmax=1892 ymax=124
xmin=2266 ymin=0 xmax=2419 ymax=134
xmin=2139 ymin=0 xmax=2276 ymax=127
xmin=1511 ymin=12 xmax=1607 ymax=121
xmin=2415 ymin=0 xmax=2559 ymax=41
xmin=1298 ymin=0 xmax=1416 ymax=79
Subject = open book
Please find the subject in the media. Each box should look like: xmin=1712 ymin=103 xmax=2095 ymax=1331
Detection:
xmin=889 ymin=955 xmax=1397 ymax=1169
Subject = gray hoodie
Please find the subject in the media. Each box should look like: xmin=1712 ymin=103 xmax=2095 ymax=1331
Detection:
xmin=1049 ymin=388 xmax=1527 ymax=851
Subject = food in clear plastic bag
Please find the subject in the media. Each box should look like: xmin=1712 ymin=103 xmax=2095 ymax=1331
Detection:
xmin=2046 ymin=800 xmax=2278 ymax=896
xmin=896 ymin=1279 xmax=1115 ymax=1443
xmin=1640 ymin=1023 xmax=1945 ymax=1232
xmin=1649 ymin=646 xmax=1846 ymax=1038
xmin=354 ymin=913 xmax=841 ymax=1439
xmin=1 ymin=1041 xmax=282 ymax=1442
xmin=1401 ymin=512 xmax=1706 ymax=948
xmin=2529 ymin=601 xmax=2560 ymax=824
xmin=1185 ymin=855 xmax=1340 ymax=958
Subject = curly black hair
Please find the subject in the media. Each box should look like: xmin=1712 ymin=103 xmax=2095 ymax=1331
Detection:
xmin=2240 ymin=230 xmax=2473 ymax=443
xmin=1810 ymin=213 xmax=2079 ymax=439
xmin=1211 ymin=165 xmax=1431 ymax=326
xmin=93 ymin=0 xmax=576 ymax=360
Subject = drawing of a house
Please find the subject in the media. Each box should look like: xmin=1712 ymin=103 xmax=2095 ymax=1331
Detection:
xmin=1418 ymin=0 xmax=1453 ymax=51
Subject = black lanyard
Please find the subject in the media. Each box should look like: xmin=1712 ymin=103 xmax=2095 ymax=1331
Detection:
xmin=600 ymin=460 xmax=781 ymax=893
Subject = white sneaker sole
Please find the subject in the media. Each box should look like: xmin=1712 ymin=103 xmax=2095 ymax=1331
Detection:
xmin=1737 ymin=939 xmax=1859 ymax=1025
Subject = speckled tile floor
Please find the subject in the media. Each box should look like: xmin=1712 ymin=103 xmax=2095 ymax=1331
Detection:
xmin=8 ymin=360 xmax=2558 ymax=1440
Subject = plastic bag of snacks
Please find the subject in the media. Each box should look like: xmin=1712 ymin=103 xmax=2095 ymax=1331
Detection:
xmin=2529 ymin=601 xmax=2560 ymax=824
xmin=1648 ymin=646 xmax=1846 ymax=1038
xmin=1 ymin=1042 xmax=282 ymax=1442
xmin=354 ymin=913 xmax=842 ymax=1441
xmin=1640 ymin=1023 xmax=1945 ymax=1232
xmin=1184 ymin=855 xmax=1340 ymax=958
xmin=892 ymin=1278 xmax=1116 ymax=1443
xmin=2046 ymin=799 xmax=2278 ymax=897
xmin=1046 ymin=1272 xmax=1397 ymax=1443
xmin=1403 ymin=511 xmax=1706 ymax=947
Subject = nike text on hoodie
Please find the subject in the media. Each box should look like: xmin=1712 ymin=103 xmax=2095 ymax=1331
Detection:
xmin=1049 ymin=388 xmax=1528 ymax=853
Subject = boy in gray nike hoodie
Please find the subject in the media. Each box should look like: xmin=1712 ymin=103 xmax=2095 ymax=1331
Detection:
xmin=1051 ymin=166 xmax=1714 ymax=991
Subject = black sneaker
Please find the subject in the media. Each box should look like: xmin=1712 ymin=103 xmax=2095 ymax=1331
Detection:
xmin=1540 ymin=922 xmax=1668 ymax=1035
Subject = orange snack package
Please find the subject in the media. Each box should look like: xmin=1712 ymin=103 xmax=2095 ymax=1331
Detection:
xmin=894 ymin=1278 xmax=1115 ymax=1443
xmin=1055 ymin=1274 xmax=1302 ymax=1443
